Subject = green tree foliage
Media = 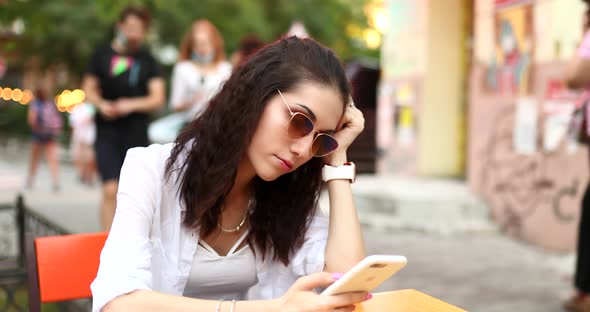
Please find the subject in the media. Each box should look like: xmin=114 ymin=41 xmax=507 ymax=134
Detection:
xmin=0 ymin=0 xmax=374 ymax=137
xmin=0 ymin=0 xmax=372 ymax=78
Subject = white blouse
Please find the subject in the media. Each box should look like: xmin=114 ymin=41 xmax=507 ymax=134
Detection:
xmin=90 ymin=143 xmax=328 ymax=312
xmin=169 ymin=61 xmax=232 ymax=119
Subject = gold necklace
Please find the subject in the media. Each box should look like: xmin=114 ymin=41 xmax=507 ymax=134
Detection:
xmin=218 ymin=198 xmax=252 ymax=233
xmin=217 ymin=213 xmax=248 ymax=233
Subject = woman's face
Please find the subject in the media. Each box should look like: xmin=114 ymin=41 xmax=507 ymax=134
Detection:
xmin=192 ymin=26 xmax=214 ymax=57
xmin=246 ymin=82 xmax=344 ymax=181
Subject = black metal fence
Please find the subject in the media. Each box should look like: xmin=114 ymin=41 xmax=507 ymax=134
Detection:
xmin=0 ymin=194 xmax=90 ymax=311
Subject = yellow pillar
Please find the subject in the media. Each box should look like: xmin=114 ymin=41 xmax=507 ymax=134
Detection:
xmin=418 ymin=0 xmax=467 ymax=176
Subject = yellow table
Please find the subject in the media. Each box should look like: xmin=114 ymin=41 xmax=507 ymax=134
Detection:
xmin=355 ymin=289 xmax=467 ymax=311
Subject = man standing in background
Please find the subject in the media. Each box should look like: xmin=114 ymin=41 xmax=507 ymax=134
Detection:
xmin=82 ymin=6 xmax=165 ymax=230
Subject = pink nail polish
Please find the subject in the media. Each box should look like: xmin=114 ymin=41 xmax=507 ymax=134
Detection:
xmin=365 ymin=293 xmax=373 ymax=300
xmin=331 ymin=273 xmax=344 ymax=280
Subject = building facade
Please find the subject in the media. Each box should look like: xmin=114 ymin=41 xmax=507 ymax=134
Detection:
xmin=379 ymin=0 xmax=587 ymax=251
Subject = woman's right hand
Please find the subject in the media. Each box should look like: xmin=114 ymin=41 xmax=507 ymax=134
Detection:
xmin=276 ymin=272 xmax=370 ymax=312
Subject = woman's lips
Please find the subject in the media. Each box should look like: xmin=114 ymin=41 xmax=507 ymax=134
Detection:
xmin=275 ymin=155 xmax=293 ymax=171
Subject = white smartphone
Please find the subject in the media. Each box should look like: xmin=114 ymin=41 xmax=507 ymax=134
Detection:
xmin=321 ymin=255 xmax=407 ymax=296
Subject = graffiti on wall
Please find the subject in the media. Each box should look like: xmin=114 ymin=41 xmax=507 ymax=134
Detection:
xmin=478 ymin=104 xmax=582 ymax=237
xmin=485 ymin=2 xmax=534 ymax=96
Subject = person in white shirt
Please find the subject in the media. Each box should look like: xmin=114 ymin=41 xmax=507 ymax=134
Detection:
xmin=69 ymin=102 xmax=97 ymax=185
xmin=169 ymin=19 xmax=232 ymax=121
xmin=92 ymin=36 xmax=368 ymax=312
xmin=148 ymin=20 xmax=231 ymax=144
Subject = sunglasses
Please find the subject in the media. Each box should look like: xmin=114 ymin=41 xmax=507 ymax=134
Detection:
xmin=277 ymin=90 xmax=339 ymax=157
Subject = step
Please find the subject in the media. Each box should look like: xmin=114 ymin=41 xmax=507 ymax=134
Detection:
xmin=319 ymin=175 xmax=498 ymax=235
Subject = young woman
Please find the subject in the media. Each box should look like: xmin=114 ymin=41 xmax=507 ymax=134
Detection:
xmin=26 ymin=88 xmax=63 ymax=191
xmin=92 ymin=36 xmax=367 ymax=312
xmin=170 ymin=19 xmax=232 ymax=120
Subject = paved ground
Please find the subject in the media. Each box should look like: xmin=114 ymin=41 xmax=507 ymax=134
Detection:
xmin=0 ymin=140 xmax=578 ymax=311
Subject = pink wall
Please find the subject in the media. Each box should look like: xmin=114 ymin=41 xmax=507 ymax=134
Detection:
xmin=468 ymin=62 xmax=586 ymax=251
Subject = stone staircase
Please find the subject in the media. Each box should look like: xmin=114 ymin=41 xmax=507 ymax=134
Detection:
xmin=320 ymin=174 xmax=498 ymax=235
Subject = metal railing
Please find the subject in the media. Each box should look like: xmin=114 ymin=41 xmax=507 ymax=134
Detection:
xmin=0 ymin=194 xmax=90 ymax=311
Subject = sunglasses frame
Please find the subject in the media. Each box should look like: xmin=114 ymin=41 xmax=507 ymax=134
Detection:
xmin=276 ymin=89 xmax=339 ymax=157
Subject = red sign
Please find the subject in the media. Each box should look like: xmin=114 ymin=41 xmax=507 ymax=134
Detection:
xmin=545 ymin=79 xmax=579 ymax=102
xmin=495 ymin=0 xmax=532 ymax=9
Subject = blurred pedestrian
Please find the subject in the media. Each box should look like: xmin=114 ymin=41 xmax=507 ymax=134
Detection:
xmin=564 ymin=1 xmax=590 ymax=310
xmin=69 ymin=102 xmax=97 ymax=186
xmin=91 ymin=36 xmax=367 ymax=311
xmin=26 ymin=87 xmax=63 ymax=192
xmin=230 ymin=34 xmax=265 ymax=67
xmin=82 ymin=5 xmax=165 ymax=231
xmin=169 ymin=19 xmax=232 ymax=120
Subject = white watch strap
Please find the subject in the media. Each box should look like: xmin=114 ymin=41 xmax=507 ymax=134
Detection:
xmin=322 ymin=162 xmax=356 ymax=183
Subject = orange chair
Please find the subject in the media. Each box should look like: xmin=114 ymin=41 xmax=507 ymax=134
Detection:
xmin=26 ymin=232 xmax=108 ymax=312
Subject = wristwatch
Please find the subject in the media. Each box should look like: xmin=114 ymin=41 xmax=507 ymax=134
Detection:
xmin=322 ymin=162 xmax=356 ymax=183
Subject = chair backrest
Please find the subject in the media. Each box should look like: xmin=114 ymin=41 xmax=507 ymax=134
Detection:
xmin=26 ymin=232 xmax=108 ymax=310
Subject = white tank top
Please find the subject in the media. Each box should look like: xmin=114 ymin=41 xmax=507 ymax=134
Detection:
xmin=183 ymin=231 xmax=257 ymax=300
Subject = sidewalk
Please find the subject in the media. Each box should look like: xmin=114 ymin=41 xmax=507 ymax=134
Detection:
xmin=346 ymin=174 xmax=575 ymax=311
xmin=0 ymin=140 xmax=577 ymax=311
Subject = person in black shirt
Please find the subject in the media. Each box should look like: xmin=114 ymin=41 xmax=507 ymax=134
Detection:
xmin=82 ymin=6 xmax=165 ymax=231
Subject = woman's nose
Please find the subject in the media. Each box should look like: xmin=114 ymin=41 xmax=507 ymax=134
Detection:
xmin=289 ymin=132 xmax=315 ymax=158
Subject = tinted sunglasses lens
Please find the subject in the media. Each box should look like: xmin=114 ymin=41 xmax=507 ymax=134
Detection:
xmin=288 ymin=113 xmax=314 ymax=139
xmin=312 ymin=134 xmax=339 ymax=157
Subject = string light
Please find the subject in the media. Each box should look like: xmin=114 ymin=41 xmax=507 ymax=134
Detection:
xmin=11 ymin=88 xmax=23 ymax=102
xmin=20 ymin=90 xmax=33 ymax=105
xmin=57 ymin=89 xmax=85 ymax=108
xmin=1 ymin=88 xmax=12 ymax=101
xmin=0 ymin=86 xmax=85 ymax=108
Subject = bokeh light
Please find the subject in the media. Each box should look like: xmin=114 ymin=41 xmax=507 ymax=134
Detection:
xmin=57 ymin=89 xmax=85 ymax=108
xmin=66 ymin=103 xmax=78 ymax=113
xmin=364 ymin=29 xmax=381 ymax=49
xmin=372 ymin=9 xmax=388 ymax=34
xmin=20 ymin=90 xmax=33 ymax=105
xmin=2 ymin=88 xmax=12 ymax=101
xmin=11 ymin=88 xmax=23 ymax=102
xmin=72 ymin=89 xmax=85 ymax=103
xmin=366 ymin=1 xmax=387 ymax=34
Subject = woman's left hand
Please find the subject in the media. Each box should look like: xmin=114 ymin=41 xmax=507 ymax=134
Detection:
xmin=324 ymin=98 xmax=365 ymax=165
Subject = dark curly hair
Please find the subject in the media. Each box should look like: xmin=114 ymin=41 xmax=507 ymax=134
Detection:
xmin=165 ymin=36 xmax=350 ymax=265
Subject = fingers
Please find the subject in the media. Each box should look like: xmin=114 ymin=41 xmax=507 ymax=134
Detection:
xmin=348 ymin=96 xmax=355 ymax=108
xmin=323 ymin=291 xmax=370 ymax=308
xmin=333 ymin=305 xmax=356 ymax=312
xmin=337 ymin=101 xmax=362 ymax=129
xmin=341 ymin=103 xmax=364 ymax=131
xmin=291 ymin=272 xmax=339 ymax=291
